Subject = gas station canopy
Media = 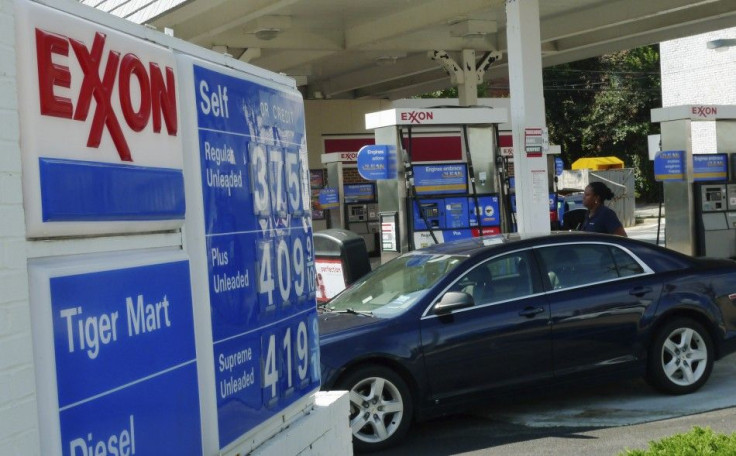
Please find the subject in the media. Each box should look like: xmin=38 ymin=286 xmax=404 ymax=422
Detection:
xmin=572 ymin=156 xmax=625 ymax=170
xmin=84 ymin=0 xmax=736 ymax=101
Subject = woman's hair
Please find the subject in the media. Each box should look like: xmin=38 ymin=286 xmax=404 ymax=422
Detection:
xmin=588 ymin=181 xmax=614 ymax=201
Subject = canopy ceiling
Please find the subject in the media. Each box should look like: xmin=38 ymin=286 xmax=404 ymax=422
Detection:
xmin=81 ymin=0 xmax=735 ymax=100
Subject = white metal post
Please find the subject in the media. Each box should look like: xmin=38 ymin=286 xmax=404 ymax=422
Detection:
xmin=506 ymin=0 xmax=550 ymax=235
xmin=458 ymin=49 xmax=479 ymax=106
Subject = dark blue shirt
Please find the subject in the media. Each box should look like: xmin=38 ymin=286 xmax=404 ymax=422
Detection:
xmin=580 ymin=205 xmax=622 ymax=234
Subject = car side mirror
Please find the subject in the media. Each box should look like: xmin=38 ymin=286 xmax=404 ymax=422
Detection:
xmin=434 ymin=291 xmax=474 ymax=314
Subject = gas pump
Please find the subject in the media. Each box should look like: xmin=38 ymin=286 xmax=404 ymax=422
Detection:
xmin=694 ymin=178 xmax=736 ymax=258
xmin=343 ymin=183 xmax=380 ymax=255
xmin=365 ymin=107 xmax=509 ymax=264
xmin=651 ymin=105 xmax=736 ymax=257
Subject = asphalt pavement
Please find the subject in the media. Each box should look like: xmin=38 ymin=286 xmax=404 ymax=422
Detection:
xmin=381 ymin=353 xmax=736 ymax=456
xmin=627 ymin=204 xmax=666 ymax=245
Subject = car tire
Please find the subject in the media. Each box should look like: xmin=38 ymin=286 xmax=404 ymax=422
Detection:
xmin=647 ymin=318 xmax=714 ymax=395
xmin=336 ymin=365 xmax=413 ymax=453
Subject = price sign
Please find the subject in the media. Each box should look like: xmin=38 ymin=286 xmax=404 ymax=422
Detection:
xmin=413 ymin=164 xmax=468 ymax=195
xmin=654 ymin=150 xmax=685 ymax=182
xmin=193 ymin=64 xmax=320 ymax=448
xmin=319 ymin=187 xmax=340 ymax=208
xmin=693 ymin=153 xmax=728 ymax=182
xmin=525 ymin=127 xmax=544 ymax=157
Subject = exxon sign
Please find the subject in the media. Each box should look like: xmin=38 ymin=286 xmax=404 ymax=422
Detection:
xmin=16 ymin=1 xmax=185 ymax=237
xmin=35 ymin=29 xmax=178 ymax=162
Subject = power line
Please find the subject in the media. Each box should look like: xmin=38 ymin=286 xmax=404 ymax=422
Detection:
xmin=544 ymin=68 xmax=661 ymax=76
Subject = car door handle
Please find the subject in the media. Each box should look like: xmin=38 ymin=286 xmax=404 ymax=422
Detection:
xmin=629 ymin=286 xmax=652 ymax=297
xmin=518 ymin=306 xmax=545 ymax=318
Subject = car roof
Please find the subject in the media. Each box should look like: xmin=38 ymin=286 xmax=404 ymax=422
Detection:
xmin=408 ymin=232 xmax=654 ymax=257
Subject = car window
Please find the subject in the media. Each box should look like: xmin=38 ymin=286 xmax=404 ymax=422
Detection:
xmin=538 ymin=244 xmax=649 ymax=290
xmin=326 ymin=253 xmax=465 ymax=317
xmin=538 ymin=244 xmax=622 ymax=290
xmin=451 ymin=251 xmax=535 ymax=304
xmin=611 ymin=246 xmax=645 ymax=277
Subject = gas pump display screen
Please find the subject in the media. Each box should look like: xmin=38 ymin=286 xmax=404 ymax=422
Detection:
xmin=701 ymin=185 xmax=727 ymax=212
xmin=422 ymin=204 xmax=439 ymax=218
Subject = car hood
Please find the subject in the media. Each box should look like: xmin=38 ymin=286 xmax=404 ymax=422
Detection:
xmin=318 ymin=311 xmax=383 ymax=335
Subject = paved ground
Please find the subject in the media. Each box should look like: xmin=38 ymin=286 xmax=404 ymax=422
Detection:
xmin=628 ymin=204 xmax=665 ymax=245
xmin=393 ymin=407 xmax=736 ymax=456
xmin=382 ymin=354 xmax=736 ymax=456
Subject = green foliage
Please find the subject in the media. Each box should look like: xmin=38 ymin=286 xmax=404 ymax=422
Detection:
xmin=419 ymin=87 xmax=458 ymax=99
xmin=418 ymin=84 xmax=490 ymax=99
xmin=416 ymin=46 xmax=664 ymax=201
xmin=544 ymin=45 xmax=662 ymax=201
xmin=621 ymin=427 xmax=736 ymax=456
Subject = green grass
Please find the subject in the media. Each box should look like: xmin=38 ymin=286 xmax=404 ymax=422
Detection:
xmin=621 ymin=427 xmax=736 ymax=456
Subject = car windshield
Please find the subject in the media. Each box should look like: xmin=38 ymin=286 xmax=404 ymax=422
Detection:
xmin=324 ymin=252 xmax=465 ymax=318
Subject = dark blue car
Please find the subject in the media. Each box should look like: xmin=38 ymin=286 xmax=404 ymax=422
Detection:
xmin=318 ymin=233 xmax=736 ymax=452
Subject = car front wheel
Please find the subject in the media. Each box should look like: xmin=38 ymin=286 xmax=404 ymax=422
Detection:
xmin=647 ymin=318 xmax=714 ymax=394
xmin=336 ymin=365 xmax=413 ymax=453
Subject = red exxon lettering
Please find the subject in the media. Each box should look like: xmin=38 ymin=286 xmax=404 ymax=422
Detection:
xmin=35 ymin=29 xmax=177 ymax=162
xmin=400 ymin=111 xmax=434 ymax=124
xmin=691 ymin=106 xmax=717 ymax=117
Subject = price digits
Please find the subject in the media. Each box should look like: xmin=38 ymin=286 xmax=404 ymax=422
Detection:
xmin=305 ymin=235 xmax=316 ymax=299
xmin=258 ymin=227 xmax=317 ymax=306
xmin=268 ymin=147 xmax=287 ymax=217
xmin=285 ymin=148 xmax=302 ymax=215
xmin=249 ymin=142 xmax=271 ymax=216
xmin=262 ymin=320 xmax=312 ymax=400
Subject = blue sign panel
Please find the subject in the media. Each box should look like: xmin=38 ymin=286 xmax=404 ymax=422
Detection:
xmin=693 ymin=153 xmax=728 ymax=182
xmin=319 ymin=187 xmax=340 ymax=208
xmin=555 ymin=157 xmax=564 ymax=176
xmin=444 ymin=197 xmax=468 ymax=228
xmin=49 ymin=259 xmax=201 ymax=455
xmin=413 ymin=164 xmax=468 ymax=195
xmin=443 ymin=229 xmax=472 ymax=241
xmin=344 ymin=183 xmax=375 ymax=202
xmin=39 ymin=158 xmax=185 ymax=221
xmin=60 ymin=364 xmax=201 ymax=456
xmin=469 ymin=196 xmax=500 ymax=226
xmin=357 ymin=145 xmax=391 ymax=180
xmin=193 ymin=64 xmax=320 ymax=448
xmin=654 ymin=150 xmax=685 ymax=182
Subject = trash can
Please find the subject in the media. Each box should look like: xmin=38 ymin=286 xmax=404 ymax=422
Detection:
xmin=313 ymin=229 xmax=372 ymax=302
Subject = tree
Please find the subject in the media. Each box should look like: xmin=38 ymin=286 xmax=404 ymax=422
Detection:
xmin=543 ymin=46 xmax=662 ymax=201
xmin=419 ymin=46 xmax=663 ymax=201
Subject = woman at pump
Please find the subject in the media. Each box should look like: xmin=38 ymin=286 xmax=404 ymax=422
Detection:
xmin=580 ymin=182 xmax=627 ymax=236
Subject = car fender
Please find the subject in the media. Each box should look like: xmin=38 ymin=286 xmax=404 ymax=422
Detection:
xmin=649 ymin=288 xmax=724 ymax=349
xmin=319 ymin=317 xmax=426 ymax=392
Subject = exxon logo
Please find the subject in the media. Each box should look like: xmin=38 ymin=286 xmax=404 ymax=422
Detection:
xmin=691 ymin=106 xmax=717 ymax=118
xmin=401 ymin=110 xmax=434 ymax=124
xmin=35 ymin=29 xmax=178 ymax=162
